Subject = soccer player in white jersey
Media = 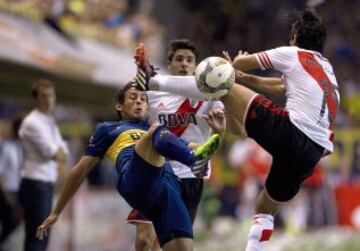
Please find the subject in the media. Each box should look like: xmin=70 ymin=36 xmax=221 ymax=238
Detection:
xmin=128 ymin=39 xmax=223 ymax=251
xmin=134 ymin=9 xmax=339 ymax=251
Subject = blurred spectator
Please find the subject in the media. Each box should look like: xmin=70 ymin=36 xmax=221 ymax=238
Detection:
xmin=39 ymin=0 xmax=77 ymax=43
xmin=18 ymin=79 xmax=69 ymax=251
xmin=0 ymin=119 xmax=22 ymax=248
xmin=1 ymin=0 xmax=360 ymax=90
xmin=303 ymin=157 xmax=337 ymax=228
xmin=228 ymin=138 xmax=272 ymax=220
xmin=281 ymin=157 xmax=338 ymax=234
xmin=0 ymin=0 xmax=166 ymax=61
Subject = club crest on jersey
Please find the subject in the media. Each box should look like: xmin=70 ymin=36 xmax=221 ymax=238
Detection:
xmin=88 ymin=136 xmax=95 ymax=147
xmin=158 ymin=113 xmax=197 ymax=127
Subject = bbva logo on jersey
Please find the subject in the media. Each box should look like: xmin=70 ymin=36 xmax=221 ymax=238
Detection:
xmin=158 ymin=113 xmax=197 ymax=127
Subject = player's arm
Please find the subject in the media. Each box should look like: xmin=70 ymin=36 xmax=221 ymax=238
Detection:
xmin=232 ymin=52 xmax=259 ymax=72
xmin=224 ymin=51 xmax=285 ymax=98
xmin=235 ymin=71 xmax=285 ymax=98
xmin=188 ymin=108 xmax=227 ymax=149
xmin=36 ymin=155 xmax=100 ymax=239
xmin=52 ymin=155 xmax=99 ymax=215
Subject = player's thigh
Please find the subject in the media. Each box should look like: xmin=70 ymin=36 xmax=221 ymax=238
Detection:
xmin=265 ymin=137 xmax=324 ymax=202
xmin=135 ymin=123 xmax=165 ymax=167
xmin=145 ymin=176 xmax=193 ymax=248
xmin=244 ymin=95 xmax=290 ymax=154
xmin=221 ymin=84 xmax=258 ymax=128
xmin=117 ymin=152 xmax=166 ymax=210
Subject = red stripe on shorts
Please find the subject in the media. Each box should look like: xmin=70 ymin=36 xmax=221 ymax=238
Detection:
xmin=254 ymin=95 xmax=289 ymax=117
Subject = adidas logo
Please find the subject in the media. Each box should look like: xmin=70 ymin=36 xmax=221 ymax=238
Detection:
xmin=158 ymin=102 xmax=166 ymax=109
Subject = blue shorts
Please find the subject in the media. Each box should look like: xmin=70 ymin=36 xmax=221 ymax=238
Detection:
xmin=116 ymin=151 xmax=193 ymax=246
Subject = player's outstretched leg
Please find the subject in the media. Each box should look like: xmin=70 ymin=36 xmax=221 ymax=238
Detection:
xmin=135 ymin=123 xmax=215 ymax=172
xmin=133 ymin=125 xmax=195 ymax=251
xmin=151 ymin=125 xmax=220 ymax=177
xmin=134 ymin=43 xmax=157 ymax=91
xmin=220 ymin=84 xmax=258 ymax=134
xmin=191 ymin=134 xmax=221 ymax=176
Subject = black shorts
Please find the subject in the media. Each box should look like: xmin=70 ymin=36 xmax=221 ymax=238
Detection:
xmin=180 ymin=178 xmax=204 ymax=224
xmin=245 ymin=95 xmax=325 ymax=202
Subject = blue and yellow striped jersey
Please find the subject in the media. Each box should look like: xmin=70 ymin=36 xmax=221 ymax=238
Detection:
xmin=85 ymin=120 xmax=149 ymax=167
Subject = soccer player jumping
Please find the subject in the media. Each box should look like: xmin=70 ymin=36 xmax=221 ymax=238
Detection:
xmin=134 ymin=9 xmax=339 ymax=251
xmin=36 ymin=82 xmax=225 ymax=251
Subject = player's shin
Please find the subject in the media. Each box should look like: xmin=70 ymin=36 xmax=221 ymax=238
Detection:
xmin=245 ymin=214 xmax=274 ymax=251
xmin=152 ymin=126 xmax=196 ymax=166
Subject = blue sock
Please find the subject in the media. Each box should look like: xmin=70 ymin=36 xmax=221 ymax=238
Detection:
xmin=152 ymin=126 xmax=196 ymax=166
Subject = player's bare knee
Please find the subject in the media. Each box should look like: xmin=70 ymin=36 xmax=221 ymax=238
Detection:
xmin=135 ymin=123 xmax=160 ymax=149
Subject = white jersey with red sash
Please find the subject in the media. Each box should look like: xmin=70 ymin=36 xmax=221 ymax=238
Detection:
xmin=255 ymin=46 xmax=340 ymax=152
xmin=147 ymin=91 xmax=223 ymax=178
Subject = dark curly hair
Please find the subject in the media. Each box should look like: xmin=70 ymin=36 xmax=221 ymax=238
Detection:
xmin=290 ymin=9 xmax=327 ymax=53
xmin=167 ymin=39 xmax=199 ymax=63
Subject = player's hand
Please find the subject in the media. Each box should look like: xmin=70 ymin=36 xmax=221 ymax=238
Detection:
xmin=222 ymin=51 xmax=233 ymax=64
xmin=36 ymin=213 xmax=59 ymax=240
xmin=223 ymin=51 xmax=249 ymax=83
xmin=203 ymin=109 xmax=226 ymax=135
xmin=233 ymin=50 xmax=249 ymax=65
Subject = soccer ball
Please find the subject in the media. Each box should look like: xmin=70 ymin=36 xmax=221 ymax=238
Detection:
xmin=195 ymin=56 xmax=235 ymax=97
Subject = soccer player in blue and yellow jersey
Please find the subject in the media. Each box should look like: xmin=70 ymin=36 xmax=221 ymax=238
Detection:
xmin=36 ymin=81 xmax=225 ymax=251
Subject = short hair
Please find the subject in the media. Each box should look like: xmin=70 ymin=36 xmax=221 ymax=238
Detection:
xmin=290 ymin=9 xmax=327 ymax=53
xmin=113 ymin=81 xmax=148 ymax=119
xmin=31 ymin=79 xmax=54 ymax=98
xmin=167 ymin=39 xmax=199 ymax=63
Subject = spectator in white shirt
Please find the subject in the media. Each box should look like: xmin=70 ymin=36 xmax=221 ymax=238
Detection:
xmin=18 ymin=79 xmax=68 ymax=251
xmin=0 ymin=119 xmax=22 ymax=248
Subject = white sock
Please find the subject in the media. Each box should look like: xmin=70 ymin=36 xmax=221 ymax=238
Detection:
xmin=149 ymin=75 xmax=211 ymax=100
xmin=245 ymin=214 xmax=274 ymax=251
xmin=130 ymin=244 xmax=136 ymax=251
